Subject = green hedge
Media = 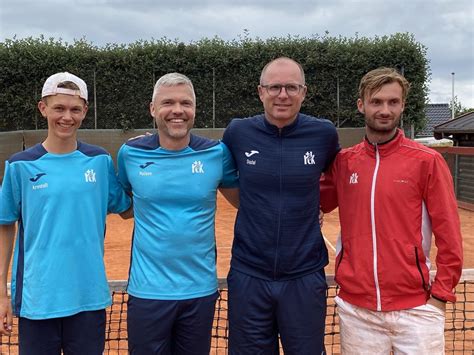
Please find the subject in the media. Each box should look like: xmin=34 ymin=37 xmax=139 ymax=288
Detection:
xmin=0 ymin=33 xmax=429 ymax=131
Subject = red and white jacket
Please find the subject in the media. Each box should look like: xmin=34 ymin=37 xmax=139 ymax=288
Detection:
xmin=321 ymin=130 xmax=463 ymax=311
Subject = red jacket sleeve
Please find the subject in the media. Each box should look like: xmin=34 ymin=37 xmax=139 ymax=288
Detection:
xmin=320 ymin=159 xmax=339 ymax=213
xmin=425 ymin=153 xmax=463 ymax=302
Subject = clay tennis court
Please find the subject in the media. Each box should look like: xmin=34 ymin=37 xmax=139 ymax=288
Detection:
xmin=1 ymin=194 xmax=472 ymax=354
xmin=101 ymin=194 xmax=474 ymax=354
xmin=103 ymin=193 xmax=474 ymax=354
xmin=104 ymin=193 xmax=474 ymax=280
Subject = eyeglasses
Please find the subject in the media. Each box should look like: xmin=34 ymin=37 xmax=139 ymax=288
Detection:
xmin=261 ymin=84 xmax=305 ymax=97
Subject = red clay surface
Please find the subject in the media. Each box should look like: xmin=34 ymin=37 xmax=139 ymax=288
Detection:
xmin=104 ymin=193 xmax=474 ymax=280
xmin=1 ymin=193 xmax=472 ymax=354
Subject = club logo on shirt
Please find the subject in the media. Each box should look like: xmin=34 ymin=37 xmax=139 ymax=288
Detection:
xmin=349 ymin=173 xmax=359 ymax=184
xmin=192 ymin=161 xmax=204 ymax=174
xmin=304 ymin=151 xmax=316 ymax=165
xmin=30 ymin=173 xmax=46 ymax=182
xmin=84 ymin=169 xmax=96 ymax=183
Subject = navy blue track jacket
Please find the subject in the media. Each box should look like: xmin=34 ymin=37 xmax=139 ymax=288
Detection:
xmin=223 ymin=113 xmax=340 ymax=280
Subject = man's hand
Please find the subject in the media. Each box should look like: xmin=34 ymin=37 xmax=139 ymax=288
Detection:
xmin=0 ymin=295 xmax=13 ymax=335
xmin=319 ymin=209 xmax=324 ymax=228
xmin=127 ymin=132 xmax=152 ymax=141
xmin=0 ymin=223 xmax=15 ymax=335
xmin=119 ymin=203 xmax=134 ymax=220
xmin=427 ymin=297 xmax=446 ymax=312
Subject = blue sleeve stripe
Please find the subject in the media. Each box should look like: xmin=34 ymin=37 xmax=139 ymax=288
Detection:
xmin=189 ymin=134 xmax=219 ymax=151
xmin=126 ymin=134 xmax=160 ymax=150
xmin=8 ymin=144 xmax=46 ymax=163
xmin=77 ymin=141 xmax=109 ymax=157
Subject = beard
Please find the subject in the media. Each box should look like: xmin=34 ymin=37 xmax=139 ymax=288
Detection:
xmin=365 ymin=114 xmax=401 ymax=133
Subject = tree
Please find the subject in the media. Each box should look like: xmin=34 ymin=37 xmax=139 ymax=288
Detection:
xmin=449 ymin=96 xmax=474 ymax=118
xmin=0 ymin=33 xmax=430 ymax=131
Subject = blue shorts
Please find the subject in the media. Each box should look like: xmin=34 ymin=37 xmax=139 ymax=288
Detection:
xmin=227 ymin=268 xmax=327 ymax=355
xmin=127 ymin=292 xmax=218 ymax=354
xmin=18 ymin=309 xmax=106 ymax=355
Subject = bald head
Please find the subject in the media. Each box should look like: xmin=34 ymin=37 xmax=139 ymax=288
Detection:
xmin=260 ymin=57 xmax=306 ymax=85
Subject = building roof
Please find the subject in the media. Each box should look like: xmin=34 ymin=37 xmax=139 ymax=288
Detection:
xmin=417 ymin=103 xmax=451 ymax=137
xmin=434 ymin=110 xmax=474 ymax=139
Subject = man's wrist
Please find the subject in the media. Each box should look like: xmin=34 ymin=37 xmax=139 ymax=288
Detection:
xmin=0 ymin=288 xmax=9 ymax=299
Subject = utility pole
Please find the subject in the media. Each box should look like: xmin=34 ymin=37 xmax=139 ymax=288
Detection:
xmin=451 ymin=72 xmax=455 ymax=120
xmin=336 ymin=75 xmax=340 ymax=128
xmin=94 ymin=69 xmax=97 ymax=129
xmin=400 ymin=66 xmax=405 ymax=129
xmin=213 ymin=67 xmax=216 ymax=129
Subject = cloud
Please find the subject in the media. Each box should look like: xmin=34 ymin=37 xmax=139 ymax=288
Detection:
xmin=1 ymin=0 xmax=473 ymax=107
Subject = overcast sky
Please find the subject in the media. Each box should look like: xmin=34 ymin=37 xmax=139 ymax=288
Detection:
xmin=1 ymin=0 xmax=473 ymax=108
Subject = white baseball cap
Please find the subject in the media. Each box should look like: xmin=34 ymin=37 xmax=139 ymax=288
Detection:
xmin=41 ymin=72 xmax=88 ymax=102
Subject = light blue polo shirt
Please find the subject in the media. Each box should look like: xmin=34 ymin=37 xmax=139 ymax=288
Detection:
xmin=0 ymin=142 xmax=131 ymax=319
xmin=117 ymin=133 xmax=238 ymax=300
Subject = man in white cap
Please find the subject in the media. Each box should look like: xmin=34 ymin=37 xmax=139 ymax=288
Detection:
xmin=0 ymin=72 xmax=131 ymax=354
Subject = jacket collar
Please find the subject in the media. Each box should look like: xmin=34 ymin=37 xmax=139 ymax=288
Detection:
xmin=262 ymin=113 xmax=300 ymax=135
xmin=363 ymin=128 xmax=405 ymax=157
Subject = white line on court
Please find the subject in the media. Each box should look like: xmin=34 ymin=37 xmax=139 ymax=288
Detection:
xmin=323 ymin=236 xmax=336 ymax=252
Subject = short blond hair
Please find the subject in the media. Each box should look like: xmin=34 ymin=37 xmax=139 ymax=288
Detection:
xmin=359 ymin=67 xmax=410 ymax=102
xmin=152 ymin=72 xmax=195 ymax=103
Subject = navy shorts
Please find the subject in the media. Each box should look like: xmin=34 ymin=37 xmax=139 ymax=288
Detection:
xmin=227 ymin=268 xmax=327 ymax=355
xmin=127 ymin=292 xmax=218 ymax=355
xmin=19 ymin=309 xmax=106 ymax=355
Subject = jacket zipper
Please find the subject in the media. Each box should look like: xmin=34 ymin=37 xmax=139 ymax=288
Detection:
xmin=273 ymin=129 xmax=283 ymax=279
xmin=371 ymin=144 xmax=382 ymax=311
xmin=414 ymin=246 xmax=427 ymax=290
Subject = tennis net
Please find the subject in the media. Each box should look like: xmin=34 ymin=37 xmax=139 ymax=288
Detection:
xmin=1 ymin=270 xmax=473 ymax=354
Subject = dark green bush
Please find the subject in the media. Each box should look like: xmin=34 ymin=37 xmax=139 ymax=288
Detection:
xmin=0 ymin=33 xmax=429 ymax=132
